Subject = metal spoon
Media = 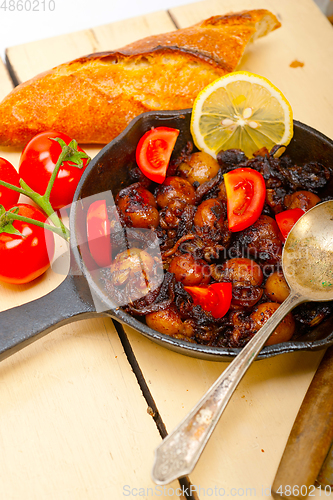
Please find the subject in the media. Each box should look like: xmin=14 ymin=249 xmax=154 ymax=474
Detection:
xmin=152 ymin=200 xmax=333 ymax=485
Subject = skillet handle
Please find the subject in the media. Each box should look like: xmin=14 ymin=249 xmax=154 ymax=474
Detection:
xmin=0 ymin=274 xmax=101 ymax=362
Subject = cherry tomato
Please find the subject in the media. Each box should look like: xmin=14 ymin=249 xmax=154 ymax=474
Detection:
xmin=224 ymin=168 xmax=266 ymax=232
xmin=19 ymin=131 xmax=89 ymax=210
xmin=86 ymin=200 xmax=112 ymax=268
xmin=136 ymin=127 xmax=179 ymax=184
xmin=184 ymin=282 xmax=232 ymax=319
xmin=276 ymin=208 xmax=305 ymax=242
xmin=0 ymin=203 xmax=54 ymax=284
xmin=0 ymin=158 xmax=20 ymax=209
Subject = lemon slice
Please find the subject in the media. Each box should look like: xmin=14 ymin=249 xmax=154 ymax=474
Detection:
xmin=190 ymin=71 xmax=293 ymax=159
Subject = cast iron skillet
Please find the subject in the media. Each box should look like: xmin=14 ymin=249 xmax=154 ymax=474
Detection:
xmin=1 ymin=109 xmax=333 ymax=362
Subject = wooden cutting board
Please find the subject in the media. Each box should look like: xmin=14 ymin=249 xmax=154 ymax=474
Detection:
xmin=0 ymin=0 xmax=332 ymax=499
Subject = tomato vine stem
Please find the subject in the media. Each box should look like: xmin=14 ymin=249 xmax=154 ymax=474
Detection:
xmin=0 ymin=179 xmax=29 ymax=196
xmin=4 ymin=211 xmax=70 ymax=240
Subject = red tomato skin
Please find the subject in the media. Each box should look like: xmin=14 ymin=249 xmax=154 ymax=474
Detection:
xmin=0 ymin=158 xmax=20 ymax=209
xmin=276 ymin=208 xmax=305 ymax=242
xmin=224 ymin=168 xmax=266 ymax=232
xmin=86 ymin=200 xmax=112 ymax=268
xmin=209 ymin=282 xmax=233 ymax=318
xmin=0 ymin=204 xmax=54 ymax=284
xmin=184 ymin=282 xmax=232 ymax=319
xmin=136 ymin=127 xmax=179 ymax=184
xmin=19 ymin=131 xmax=89 ymax=210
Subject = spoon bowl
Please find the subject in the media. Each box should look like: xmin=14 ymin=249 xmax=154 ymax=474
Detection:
xmin=152 ymin=200 xmax=333 ymax=485
xmin=283 ymin=201 xmax=333 ymax=301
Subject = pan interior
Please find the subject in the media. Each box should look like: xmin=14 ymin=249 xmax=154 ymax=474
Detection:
xmin=70 ymin=109 xmax=333 ymax=360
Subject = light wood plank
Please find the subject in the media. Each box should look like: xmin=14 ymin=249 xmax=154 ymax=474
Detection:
xmin=124 ymin=326 xmax=327 ymax=498
xmin=6 ymin=30 xmax=98 ymax=85
xmin=170 ymin=0 xmax=333 ymax=139
xmin=5 ymin=11 xmax=175 ymax=84
xmin=0 ymin=316 xmax=180 ymax=499
xmin=93 ymin=10 xmax=175 ymax=51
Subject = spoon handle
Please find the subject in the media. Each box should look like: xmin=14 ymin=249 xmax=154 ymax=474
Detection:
xmin=152 ymin=292 xmax=303 ymax=485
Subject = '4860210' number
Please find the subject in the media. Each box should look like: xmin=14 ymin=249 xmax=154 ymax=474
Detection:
xmin=0 ymin=0 xmax=55 ymax=10
xmin=275 ymin=485 xmax=332 ymax=497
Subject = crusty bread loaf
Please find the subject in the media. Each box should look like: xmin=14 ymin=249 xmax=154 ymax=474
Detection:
xmin=0 ymin=10 xmax=280 ymax=147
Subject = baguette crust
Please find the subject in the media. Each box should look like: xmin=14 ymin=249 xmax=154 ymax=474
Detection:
xmin=0 ymin=9 xmax=281 ymax=147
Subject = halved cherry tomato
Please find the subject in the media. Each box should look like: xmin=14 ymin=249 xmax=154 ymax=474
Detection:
xmin=224 ymin=168 xmax=266 ymax=232
xmin=0 ymin=158 xmax=20 ymax=209
xmin=0 ymin=203 xmax=54 ymax=284
xmin=136 ymin=127 xmax=179 ymax=184
xmin=19 ymin=131 xmax=89 ymax=210
xmin=86 ymin=200 xmax=112 ymax=268
xmin=184 ymin=282 xmax=232 ymax=319
xmin=276 ymin=208 xmax=305 ymax=242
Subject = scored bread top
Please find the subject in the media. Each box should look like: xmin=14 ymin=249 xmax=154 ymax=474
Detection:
xmin=115 ymin=10 xmax=280 ymax=67
xmin=0 ymin=9 xmax=281 ymax=147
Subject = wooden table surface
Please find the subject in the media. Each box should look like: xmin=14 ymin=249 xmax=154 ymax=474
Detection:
xmin=0 ymin=0 xmax=333 ymax=498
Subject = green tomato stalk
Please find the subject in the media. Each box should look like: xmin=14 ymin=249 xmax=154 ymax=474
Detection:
xmin=0 ymin=138 xmax=90 ymax=241
xmin=0 ymin=205 xmax=68 ymax=240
